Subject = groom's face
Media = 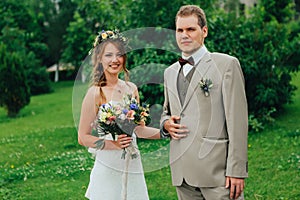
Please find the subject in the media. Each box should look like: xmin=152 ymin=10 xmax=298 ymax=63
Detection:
xmin=176 ymin=15 xmax=208 ymax=57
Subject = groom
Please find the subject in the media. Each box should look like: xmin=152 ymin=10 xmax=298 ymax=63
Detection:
xmin=160 ymin=5 xmax=248 ymax=200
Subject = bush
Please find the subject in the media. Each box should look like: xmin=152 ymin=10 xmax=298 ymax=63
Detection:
xmin=27 ymin=67 xmax=53 ymax=95
xmin=0 ymin=2 xmax=52 ymax=96
xmin=207 ymin=6 xmax=299 ymax=129
xmin=0 ymin=43 xmax=30 ymax=117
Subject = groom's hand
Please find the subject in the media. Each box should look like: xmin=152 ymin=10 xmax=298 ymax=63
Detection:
xmin=225 ymin=177 xmax=245 ymax=199
xmin=164 ymin=115 xmax=189 ymax=140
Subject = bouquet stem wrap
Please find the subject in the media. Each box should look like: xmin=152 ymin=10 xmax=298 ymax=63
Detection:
xmin=121 ymin=141 xmax=139 ymax=159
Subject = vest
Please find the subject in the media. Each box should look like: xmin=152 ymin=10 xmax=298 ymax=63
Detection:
xmin=177 ymin=66 xmax=196 ymax=106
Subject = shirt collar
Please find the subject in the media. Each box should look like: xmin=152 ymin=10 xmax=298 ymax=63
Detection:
xmin=182 ymin=45 xmax=208 ymax=65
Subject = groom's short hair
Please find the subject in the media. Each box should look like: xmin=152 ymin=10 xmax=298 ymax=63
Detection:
xmin=175 ymin=5 xmax=207 ymax=28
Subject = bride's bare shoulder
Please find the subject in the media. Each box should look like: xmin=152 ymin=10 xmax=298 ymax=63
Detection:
xmin=85 ymin=85 xmax=100 ymax=98
xmin=122 ymin=80 xmax=137 ymax=91
xmin=87 ymin=85 xmax=99 ymax=93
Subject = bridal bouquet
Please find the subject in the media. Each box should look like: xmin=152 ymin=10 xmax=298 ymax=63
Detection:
xmin=95 ymin=94 xmax=151 ymax=159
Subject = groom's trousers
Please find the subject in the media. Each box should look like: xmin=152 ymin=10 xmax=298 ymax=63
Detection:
xmin=176 ymin=179 xmax=244 ymax=200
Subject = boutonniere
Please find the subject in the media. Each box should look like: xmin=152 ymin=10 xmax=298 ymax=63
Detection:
xmin=199 ymin=78 xmax=213 ymax=97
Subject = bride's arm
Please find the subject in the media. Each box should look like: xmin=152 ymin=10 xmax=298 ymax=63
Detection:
xmin=78 ymin=87 xmax=131 ymax=150
xmin=134 ymin=126 xmax=161 ymax=139
xmin=130 ymin=84 xmax=161 ymax=139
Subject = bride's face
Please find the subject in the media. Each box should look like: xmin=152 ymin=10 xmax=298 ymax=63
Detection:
xmin=101 ymin=43 xmax=125 ymax=75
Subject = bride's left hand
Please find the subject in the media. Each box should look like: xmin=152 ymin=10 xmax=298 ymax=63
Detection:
xmin=116 ymin=134 xmax=132 ymax=149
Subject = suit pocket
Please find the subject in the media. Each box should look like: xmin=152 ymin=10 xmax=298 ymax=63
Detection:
xmin=198 ymin=137 xmax=228 ymax=159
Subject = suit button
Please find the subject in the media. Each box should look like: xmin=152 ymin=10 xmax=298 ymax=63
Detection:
xmin=181 ymin=113 xmax=185 ymax=118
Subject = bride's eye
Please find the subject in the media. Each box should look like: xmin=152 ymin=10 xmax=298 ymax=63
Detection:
xmin=104 ymin=53 xmax=113 ymax=57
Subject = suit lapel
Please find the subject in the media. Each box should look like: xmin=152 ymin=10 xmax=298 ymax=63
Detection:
xmin=182 ymin=53 xmax=212 ymax=110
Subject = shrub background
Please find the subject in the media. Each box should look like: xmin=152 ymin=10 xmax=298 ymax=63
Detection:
xmin=0 ymin=0 xmax=299 ymax=121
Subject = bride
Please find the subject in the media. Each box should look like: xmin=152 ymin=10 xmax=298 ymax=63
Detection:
xmin=78 ymin=30 xmax=160 ymax=200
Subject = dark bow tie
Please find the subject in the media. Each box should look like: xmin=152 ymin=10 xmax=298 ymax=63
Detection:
xmin=178 ymin=57 xmax=194 ymax=67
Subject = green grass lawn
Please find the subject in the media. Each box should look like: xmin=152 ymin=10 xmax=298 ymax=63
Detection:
xmin=0 ymin=74 xmax=299 ymax=200
xmin=245 ymin=72 xmax=300 ymax=200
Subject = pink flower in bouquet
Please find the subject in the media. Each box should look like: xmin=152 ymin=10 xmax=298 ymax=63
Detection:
xmin=108 ymin=116 xmax=116 ymax=122
xmin=141 ymin=111 xmax=148 ymax=117
xmin=126 ymin=110 xmax=135 ymax=119
xmin=95 ymin=94 xmax=152 ymax=159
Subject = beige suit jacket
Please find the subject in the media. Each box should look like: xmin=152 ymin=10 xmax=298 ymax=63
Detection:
xmin=161 ymin=52 xmax=248 ymax=187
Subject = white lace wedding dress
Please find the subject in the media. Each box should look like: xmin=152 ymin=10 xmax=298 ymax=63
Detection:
xmin=85 ymin=113 xmax=149 ymax=200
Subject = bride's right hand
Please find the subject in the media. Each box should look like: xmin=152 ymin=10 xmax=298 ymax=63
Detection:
xmin=115 ymin=134 xmax=132 ymax=149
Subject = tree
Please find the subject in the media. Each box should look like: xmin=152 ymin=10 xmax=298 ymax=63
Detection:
xmin=260 ymin=0 xmax=296 ymax=23
xmin=61 ymin=0 xmax=123 ymax=79
xmin=208 ymin=0 xmax=299 ymax=130
xmin=0 ymin=0 xmax=52 ymax=95
xmin=43 ymin=0 xmax=300 ymax=130
xmin=0 ymin=43 xmax=30 ymax=117
xmin=62 ymin=11 xmax=93 ymax=70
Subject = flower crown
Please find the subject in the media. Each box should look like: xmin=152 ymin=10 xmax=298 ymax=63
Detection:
xmin=93 ymin=29 xmax=128 ymax=47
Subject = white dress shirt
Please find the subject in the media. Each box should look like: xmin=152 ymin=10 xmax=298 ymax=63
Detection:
xmin=182 ymin=45 xmax=208 ymax=76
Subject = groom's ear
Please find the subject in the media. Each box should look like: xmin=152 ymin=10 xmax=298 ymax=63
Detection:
xmin=201 ymin=26 xmax=208 ymax=38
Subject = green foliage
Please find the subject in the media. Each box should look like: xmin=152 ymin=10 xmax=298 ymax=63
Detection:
xmin=26 ymin=66 xmax=53 ymax=95
xmin=61 ymin=0 xmax=220 ymax=76
xmin=248 ymin=107 xmax=276 ymax=132
xmin=207 ymin=3 xmax=299 ymax=130
xmin=128 ymin=0 xmax=220 ymax=28
xmin=0 ymin=0 xmax=52 ymax=95
xmin=61 ymin=11 xmax=94 ymax=69
xmin=128 ymin=0 xmax=180 ymax=28
xmin=259 ymin=0 xmax=296 ymax=23
xmin=42 ymin=0 xmax=76 ymax=65
xmin=122 ymin=0 xmax=299 ymax=131
xmin=248 ymin=114 xmax=264 ymax=132
xmin=62 ymin=0 xmax=123 ymax=69
xmin=0 ymin=43 xmax=30 ymax=117
xmin=0 ymin=26 xmax=52 ymax=95
xmin=128 ymin=49 xmax=177 ymax=106
xmin=1 ymin=0 xmax=299 ymax=127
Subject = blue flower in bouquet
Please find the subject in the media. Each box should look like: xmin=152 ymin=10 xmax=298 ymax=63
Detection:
xmin=96 ymin=94 xmax=151 ymax=139
xmin=129 ymin=103 xmax=138 ymax=110
xmin=94 ymin=94 xmax=152 ymax=159
xmin=122 ymin=108 xmax=129 ymax=114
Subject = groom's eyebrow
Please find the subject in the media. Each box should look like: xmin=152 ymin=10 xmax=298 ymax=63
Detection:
xmin=176 ymin=27 xmax=197 ymax=32
xmin=176 ymin=28 xmax=183 ymax=32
